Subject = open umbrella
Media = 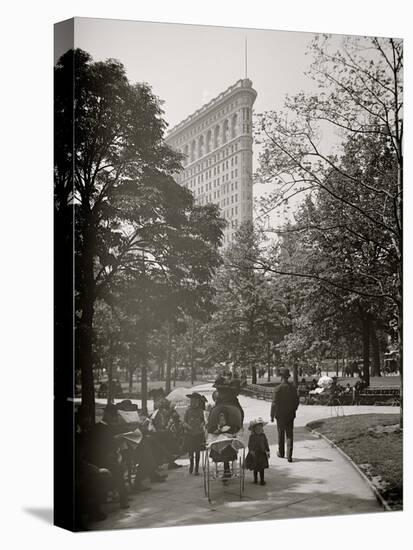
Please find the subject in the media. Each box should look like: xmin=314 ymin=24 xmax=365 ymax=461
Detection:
xmin=166 ymin=386 xmax=191 ymax=406
xmin=318 ymin=376 xmax=333 ymax=389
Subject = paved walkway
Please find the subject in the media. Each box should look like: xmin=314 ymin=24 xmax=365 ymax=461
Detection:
xmin=92 ymin=384 xmax=397 ymax=530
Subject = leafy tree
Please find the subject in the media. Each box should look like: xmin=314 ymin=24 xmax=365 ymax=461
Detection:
xmin=205 ymin=222 xmax=287 ymax=383
xmin=255 ymin=35 xmax=402 ymax=316
xmin=55 ymin=49 xmax=224 ymax=423
xmin=254 ymin=36 xmax=402 ymax=398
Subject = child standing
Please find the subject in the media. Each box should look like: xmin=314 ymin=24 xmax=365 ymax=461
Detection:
xmin=183 ymin=392 xmax=205 ymax=475
xmin=246 ymin=417 xmax=270 ymax=485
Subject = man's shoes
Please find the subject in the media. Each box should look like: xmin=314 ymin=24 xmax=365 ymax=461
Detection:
xmin=277 ymin=452 xmax=285 ymax=458
xmin=287 ymin=457 xmax=293 ymax=463
xmin=260 ymin=480 xmax=266 ymax=486
xmin=253 ymin=478 xmax=258 ymax=484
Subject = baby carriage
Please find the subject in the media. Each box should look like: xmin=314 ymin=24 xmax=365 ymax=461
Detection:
xmin=202 ymin=403 xmax=246 ymax=502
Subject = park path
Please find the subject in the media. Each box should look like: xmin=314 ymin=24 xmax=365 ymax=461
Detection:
xmin=92 ymin=384 xmax=397 ymax=530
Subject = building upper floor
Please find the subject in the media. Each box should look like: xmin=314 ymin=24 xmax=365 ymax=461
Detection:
xmin=166 ymin=78 xmax=257 ymax=167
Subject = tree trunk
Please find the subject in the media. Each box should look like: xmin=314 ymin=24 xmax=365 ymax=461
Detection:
xmin=157 ymin=358 xmax=163 ymax=381
xmin=128 ymin=368 xmax=134 ymax=394
xmin=165 ymin=322 xmax=172 ymax=394
xmin=371 ymin=322 xmax=381 ymax=377
xmin=107 ymin=340 xmax=113 ymax=405
xmin=190 ymin=322 xmax=196 ymax=386
xmin=173 ymin=349 xmax=177 ymax=387
xmin=397 ymin=298 xmax=403 ymax=428
xmin=251 ymin=365 xmax=257 ymax=385
xmin=292 ymin=363 xmax=298 ymax=387
xmin=140 ymin=335 xmax=148 ymax=416
xmin=267 ymin=340 xmax=271 ymax=382
xmin=361 ymin=315 xmax=371 ymax=386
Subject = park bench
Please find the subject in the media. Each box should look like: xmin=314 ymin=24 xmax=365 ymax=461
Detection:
xmin=241 ymin=384 xmax=274 ymax=401
xmin=358 ymin=386 xmax=400 ymax=406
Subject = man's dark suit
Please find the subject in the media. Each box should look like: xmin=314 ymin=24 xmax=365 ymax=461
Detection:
xmin=271 ymin=380 xmax=299 ymax=460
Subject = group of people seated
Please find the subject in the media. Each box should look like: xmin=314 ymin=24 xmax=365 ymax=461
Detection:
xmin=74 ymin=376 xmax=246 ymax=530
xmin=75 ymin=394 xmax=190 ymax=530
xmin=298 ymin=375 xmax=368 ymax=405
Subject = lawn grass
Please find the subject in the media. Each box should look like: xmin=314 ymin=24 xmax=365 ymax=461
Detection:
xmin=307 ymin=414 xmax=402 ymax=510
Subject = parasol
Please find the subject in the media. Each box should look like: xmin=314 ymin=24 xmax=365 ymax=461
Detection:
xmin=318 ymin=375 xmax=333 ymax=389
xmin=166 ymin=387 xmax=191 ymax=405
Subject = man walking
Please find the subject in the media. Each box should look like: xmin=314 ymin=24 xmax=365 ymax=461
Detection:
xmin=271 ymin=368 xmax=299 ymax=462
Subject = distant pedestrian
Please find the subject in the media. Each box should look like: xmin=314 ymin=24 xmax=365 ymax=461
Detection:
xmin=271 ymin=368 xmax=299 ymax=462
xmin=246 ymin=418 xmax=270 ymax=485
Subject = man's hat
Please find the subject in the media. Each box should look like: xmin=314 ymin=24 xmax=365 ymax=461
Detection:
xmin=248 ymin=417 xmax=268 ymax=430
xmin=186 ymin=392 xmax=203 ymax=400
xmin=213 ymin=376 xmax=237 ymax=391
xmin=280 ymin=367 xmax=291 ymax=378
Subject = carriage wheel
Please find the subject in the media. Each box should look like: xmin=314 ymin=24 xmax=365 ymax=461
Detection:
xmin=203 ymin=450 xmax=208 ymax=496
xmin=242 ymin=448 xmax=245 ymax=492
xmin=239 ymin=455 xmax=243 ymax=498
xmin=206 ymin=450 xmax=211 ymax=502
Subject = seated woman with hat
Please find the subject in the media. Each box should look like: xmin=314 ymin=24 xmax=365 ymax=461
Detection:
xmin=206 ymin=378 xmax=245 ymax=479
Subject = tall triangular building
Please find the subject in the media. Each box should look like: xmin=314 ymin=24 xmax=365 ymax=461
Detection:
xmin=166 ymin=78 xmax=257 ymax=245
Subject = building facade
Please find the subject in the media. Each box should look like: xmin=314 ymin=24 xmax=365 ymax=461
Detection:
xmin=166 ymin=78 xmax=257 ymax=246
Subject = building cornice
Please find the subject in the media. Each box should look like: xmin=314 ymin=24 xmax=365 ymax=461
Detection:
xmin=166 ymin=78 xmax=257 ymax=141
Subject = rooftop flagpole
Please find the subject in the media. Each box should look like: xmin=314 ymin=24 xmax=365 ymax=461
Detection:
xmin=244 ymin=35 xmax=248 ymax=78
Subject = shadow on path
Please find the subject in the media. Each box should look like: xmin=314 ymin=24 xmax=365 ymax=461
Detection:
xmin=290 ymin=457 xmax=333 ymax=463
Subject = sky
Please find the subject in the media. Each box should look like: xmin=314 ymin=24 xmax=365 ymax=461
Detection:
xmin=69 ymin=18 xmax=320 ymax=129
xmin=55 ymin=18 xmax=350 ymax=226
